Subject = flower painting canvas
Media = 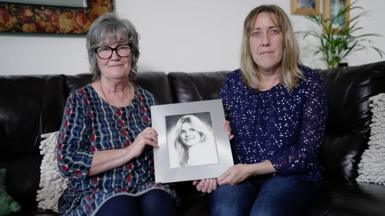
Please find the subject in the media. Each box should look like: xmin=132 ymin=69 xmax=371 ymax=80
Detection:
xmin=0 ymin=0 xmax=113 ymax=34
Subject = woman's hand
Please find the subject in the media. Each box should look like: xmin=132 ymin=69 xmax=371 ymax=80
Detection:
xmin=224 ymin=120 xmax=234 ymax=140
xmin=192 ymin=178 xmax=217 ymax=193
xmin=128 ymin=127 xmax=159 ymax=158
xmin=217 ymin=164 xmax=249 ymax=185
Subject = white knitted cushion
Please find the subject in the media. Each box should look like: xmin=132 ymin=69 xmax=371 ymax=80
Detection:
xmin=357 ymin=93 xmax=385 ymax=185
xmin=36 ymin=131 xmax=67 ymax=212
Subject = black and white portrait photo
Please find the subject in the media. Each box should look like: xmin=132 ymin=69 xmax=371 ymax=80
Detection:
xmin=151 ymin=99 xmax=234 ymax=183
xmin=166 ymin=112 xmax=219 ymax=168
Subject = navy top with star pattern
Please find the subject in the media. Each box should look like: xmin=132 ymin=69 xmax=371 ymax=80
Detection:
xmin=220 ymin=67 xmax=327 ymax=182
xmin=57 ymin=84 xmax=175 ymax=216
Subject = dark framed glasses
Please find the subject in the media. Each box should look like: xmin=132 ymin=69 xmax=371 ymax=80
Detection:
xmin=95 ymin=44 xmax=131 ymax=59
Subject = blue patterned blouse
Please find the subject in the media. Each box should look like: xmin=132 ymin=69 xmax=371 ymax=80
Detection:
xmin=57 ymin=84 xmax=175 ymax=215
xmin=220 ymin=67 xmax=327 ymax=182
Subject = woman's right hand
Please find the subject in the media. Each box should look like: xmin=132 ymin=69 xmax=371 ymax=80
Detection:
xmin=128 ymin=127 xmax=159 ymax=158
xmin=192 ymin=178 xmax=217 ymax=193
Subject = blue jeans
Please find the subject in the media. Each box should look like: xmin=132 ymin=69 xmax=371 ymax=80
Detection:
xmin=95 ymin=189 xmax=177 ymax=216
xmin=210 ymin=175 xmax=320 ymax=216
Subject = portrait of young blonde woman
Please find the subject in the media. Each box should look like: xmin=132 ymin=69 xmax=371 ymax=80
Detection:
xmin=169 ymin=114 xmax=218 ymax=168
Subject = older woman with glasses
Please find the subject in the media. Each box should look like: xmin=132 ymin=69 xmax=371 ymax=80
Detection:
xmin=57 ymin=13 xmax=177 ymax=216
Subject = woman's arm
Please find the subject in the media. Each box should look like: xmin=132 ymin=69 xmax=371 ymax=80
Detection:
xmin=270 ymin=74 xmax=327 ymax=174
xmin=57 ymin=92 xmax=94 ymax=179
xmin=217 ymin=160 xmax=275 ymax=185
xmin=89 ymin=127 xmax=158 ymax=176
xmin=58 ymin=90 xmax=159 ymax=178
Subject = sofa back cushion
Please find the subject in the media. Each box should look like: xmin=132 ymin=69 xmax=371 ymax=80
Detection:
xmin=168 ymin=71 xmax=229 ymax=102
xmin=0 ymin=75 xmax=66 ymax=157
xmin=320 ymin=61 xmax=385 ymax=181
xmin=0 ymin=75 xmax=67 ymax=211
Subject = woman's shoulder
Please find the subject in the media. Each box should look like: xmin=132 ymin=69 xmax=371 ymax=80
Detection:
xmin=134 ymin=85 xmax=156 ymax=104
xmin=67 ymin=84 xmax=93 ymax=101
xmin=223 ymin=69 xmax=244 ymax=87
xmin=135 ymin=85 xmax=154 ymax=97
xmin=299 ymin=65 xmax=324 ymax=87
xmin=225 ymin=69 xmax=242 ymax=80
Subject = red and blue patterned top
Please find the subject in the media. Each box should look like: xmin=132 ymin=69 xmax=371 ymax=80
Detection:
xmin=220 ymin=67 xmax=327 ymax=182
xmin=57 ymin=84 xmax=175 ymax=215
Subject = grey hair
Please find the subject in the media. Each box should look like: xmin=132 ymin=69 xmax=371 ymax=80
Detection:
xmin=86 ymin=13 xmax=140 ymax=81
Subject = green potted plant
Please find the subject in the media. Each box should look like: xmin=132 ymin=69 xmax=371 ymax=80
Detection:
xmin=300 ymin=0 xmax=384 ymax=69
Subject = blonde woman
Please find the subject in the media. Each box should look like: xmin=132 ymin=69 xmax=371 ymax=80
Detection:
xmin=195 ymin=5 xmax=327 ymax=216
xmin=173 ymin=115 xmax=218 ymax=167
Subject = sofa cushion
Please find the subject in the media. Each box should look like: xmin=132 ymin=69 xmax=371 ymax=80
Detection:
xmin=321 ymin=61 xmax=385 ymax=136
xmin=319 ymin=61 xmax=385 ymax=182
xmin=0 ymin=76 xmax=48 ymax=157
xmin=310 ymin=180 xmax=385 ymax=216
xmin=168 ymin=71 xmax=229 ymax=103
xmin=320 ymin=133 xmax=367 ymax=182
xmin=0 ymin=75 xmax=66 ymax=213
xmin=36 ymin=131 xmax=67 ymax=212
xmin=134 ymin=71 xmax=174 ymax=105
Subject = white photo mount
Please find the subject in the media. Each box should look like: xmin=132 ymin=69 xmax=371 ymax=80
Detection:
xmin=151 ymin=99 xmax=234 ymax=183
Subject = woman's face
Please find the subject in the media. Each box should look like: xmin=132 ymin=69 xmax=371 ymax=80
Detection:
xmin=180 ymin=122 xmax=202 ymax=146
xmin=96 ymin=38 xmax=132 ymax=81
xmin=249 ymin=12 xmax=283 ymax=72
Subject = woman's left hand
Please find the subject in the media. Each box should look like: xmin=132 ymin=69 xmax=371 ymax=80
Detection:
xmin=217 ymin=164 xmax=249 ymax=185
xmin=192 ymin=178 xmax=217 ymax=193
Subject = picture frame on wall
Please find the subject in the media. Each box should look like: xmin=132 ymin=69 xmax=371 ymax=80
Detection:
xmin=151 ymin=99 xmax=234 ymax=183
xmin=291 ymin=0 xmax=321 ymax=16
xmin=0 ymin=0 xmax=113 ymax=34
xmin=323 ymin=0 xmax=350 ymax=31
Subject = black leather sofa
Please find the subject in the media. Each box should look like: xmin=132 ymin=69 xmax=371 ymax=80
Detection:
xmin=1 ymin=61 xmax=385 ymax=216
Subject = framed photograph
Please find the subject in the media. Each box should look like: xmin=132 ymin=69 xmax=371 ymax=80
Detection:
xmin=323 ymin=0 xmax=350 ymax=31
xmin=291 ymin=0 xmax=320 ymax=16
xmin=0 ymin=0 xmax=113 ymax=34
xmin=151 ymin=99 xmax=234 ymax=183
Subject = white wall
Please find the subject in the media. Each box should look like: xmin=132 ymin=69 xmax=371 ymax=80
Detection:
xmin=0 ymin=0 xmax=384 ymax=75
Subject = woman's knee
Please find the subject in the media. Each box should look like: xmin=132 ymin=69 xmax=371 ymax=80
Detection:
xmin=95 ymin=195 xmax=139 ymax=216
xmin=250 ymin=176 xmax=320 ymax=216
xmin=140 ymin=189 xmax=177 ymax=216
xmin=210 ymin=183 xmax=256 ymax=216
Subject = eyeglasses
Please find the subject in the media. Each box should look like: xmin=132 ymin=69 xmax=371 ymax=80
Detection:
xmin=95 ymin=44 xmax=131 ymax=59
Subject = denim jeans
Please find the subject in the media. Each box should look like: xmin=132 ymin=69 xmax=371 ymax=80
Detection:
xmin=210 ymin=175 xmax=320 ymax=216
xmin=95 ymin=189 xmax=177 ymax=216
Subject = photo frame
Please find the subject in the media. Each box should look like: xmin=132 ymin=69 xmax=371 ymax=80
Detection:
xmin=0 ymin=0 xmax=113 ymax=34
xmin=323 ymin=0 xmax=350 ymax=31
xmin=151 ymin=99 xmax=234 ymax=183
xmin=291 ymin=0 xmax=320 ymax=16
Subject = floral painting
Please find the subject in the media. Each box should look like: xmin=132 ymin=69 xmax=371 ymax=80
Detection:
xmin=0 ymin=0 xmax=113 ymax=34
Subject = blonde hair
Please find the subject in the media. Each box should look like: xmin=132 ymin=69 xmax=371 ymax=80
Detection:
xmin=240 ymin=4 xmax=302 ymax=89
xmin=174 ymin=115 xmax=209 ymax=167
